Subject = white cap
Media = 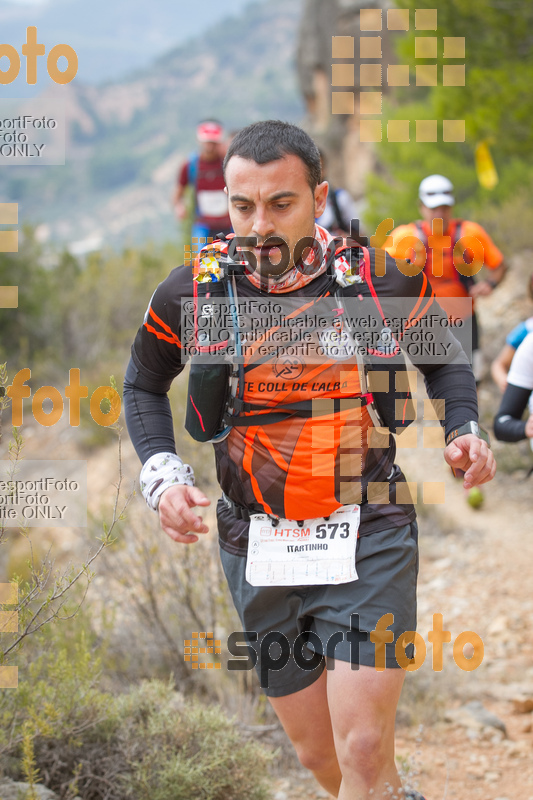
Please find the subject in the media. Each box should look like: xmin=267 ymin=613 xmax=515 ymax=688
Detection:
xmin=418 ymin=174 xmax=455 ymax=208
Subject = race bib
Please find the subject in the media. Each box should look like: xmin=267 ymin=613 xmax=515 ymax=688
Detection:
xmin=196 ymin=190 xmax=228 ymax=218
xmin=245 ymin=505 xmax=360 ymax=587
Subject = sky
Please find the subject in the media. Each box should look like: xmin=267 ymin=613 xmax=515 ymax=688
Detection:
xmin=0 ymin=0 xmax=265 ymax=86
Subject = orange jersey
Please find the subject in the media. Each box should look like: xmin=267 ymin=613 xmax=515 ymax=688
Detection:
xmin=384 ymin=219 xmax=503 ymax=319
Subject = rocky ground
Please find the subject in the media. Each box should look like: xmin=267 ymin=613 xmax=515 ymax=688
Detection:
xmin=268 ymin=441 xmax=533 ymax=800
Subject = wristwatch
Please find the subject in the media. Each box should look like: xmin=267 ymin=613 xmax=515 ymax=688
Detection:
xmin=445 ymin=421 xmax=490 ymax=447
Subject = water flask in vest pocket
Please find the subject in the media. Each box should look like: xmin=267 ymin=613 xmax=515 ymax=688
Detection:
xmin=185 ymin=278 xmax=233 ymax=442
xmin=185 ymin=361 xmax=231 ymax=442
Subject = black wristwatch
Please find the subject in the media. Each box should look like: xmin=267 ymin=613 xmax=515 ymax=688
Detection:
xmin=445 ymin=421 xmax=491 ymax=447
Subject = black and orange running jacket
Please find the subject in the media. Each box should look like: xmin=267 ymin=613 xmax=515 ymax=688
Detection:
xmin=124 ymin=247 xmax=477 ymax=555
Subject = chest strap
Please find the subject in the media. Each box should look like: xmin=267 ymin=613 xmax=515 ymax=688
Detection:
xmin=226 ymin=392 xmax=374 ymax=427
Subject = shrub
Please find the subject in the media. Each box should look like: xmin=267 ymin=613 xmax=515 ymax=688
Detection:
xmin=0 ymin=618 xmax=272 ymax=800
xmin=119 ymin=684 xmax=272 ymax=800
xmin=4 ymin=676 xmax=272 ymax=800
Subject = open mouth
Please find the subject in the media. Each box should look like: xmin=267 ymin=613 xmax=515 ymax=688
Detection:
xmin=253 ymin=240 xmax=287 ymax=265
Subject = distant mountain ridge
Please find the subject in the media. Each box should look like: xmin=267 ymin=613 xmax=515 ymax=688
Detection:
xmin=0 ymin=0 xmax=304 ymax=249
xmin=0 ymin=0 xmax=264 ymax=84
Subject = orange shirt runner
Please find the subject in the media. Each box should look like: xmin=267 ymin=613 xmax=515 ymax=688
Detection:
xmin=384 ymin=219 xmax=504 ymax=320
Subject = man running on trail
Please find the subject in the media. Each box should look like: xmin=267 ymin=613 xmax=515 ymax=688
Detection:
xmin=494 ymin=331 xmax=533 ymax=447
xmin=384 ymin=174 xmax=506 ymax=383
xmin=124 ymin=121 xmax=496 ymax=800
xmin=173 ymin=119 xmax=232 ymax=241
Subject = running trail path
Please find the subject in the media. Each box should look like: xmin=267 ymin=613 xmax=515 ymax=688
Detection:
xmin=273 ymin=432 xmax=533 ymax=800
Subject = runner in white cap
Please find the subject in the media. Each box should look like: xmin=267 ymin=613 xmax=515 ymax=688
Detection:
xmin=385 ymin=173 xmax=507 ymax=384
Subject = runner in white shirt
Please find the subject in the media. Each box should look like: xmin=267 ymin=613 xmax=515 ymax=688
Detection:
xmin=494 ymin=332 xmax=533 ymax=444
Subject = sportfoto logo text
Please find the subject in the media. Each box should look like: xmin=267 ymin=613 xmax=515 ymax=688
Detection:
xmin=185 ymin=613 xmax=484 ymax=689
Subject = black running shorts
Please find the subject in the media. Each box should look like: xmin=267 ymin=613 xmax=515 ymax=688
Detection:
xmin=218 ymin=511 xmax=419 ymax=697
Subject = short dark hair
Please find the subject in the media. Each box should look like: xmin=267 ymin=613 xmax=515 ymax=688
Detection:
xmin=223 ymin=120 xmax=322 ymax=191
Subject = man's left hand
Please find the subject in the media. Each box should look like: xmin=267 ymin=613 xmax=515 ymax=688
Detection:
xmin=469 ymin=280 xmax=495 ymax=298
xmin=444 ymin=434 xmax=496 ymax=489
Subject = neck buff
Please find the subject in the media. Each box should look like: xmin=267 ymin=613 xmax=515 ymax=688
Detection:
xmin=194 ymin=224 xmax=361 ymax=292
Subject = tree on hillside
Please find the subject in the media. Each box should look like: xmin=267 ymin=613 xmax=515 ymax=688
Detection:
xmin=366 ymin=0 xmax=533 ymax=244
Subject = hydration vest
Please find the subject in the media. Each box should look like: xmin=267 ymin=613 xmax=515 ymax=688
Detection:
xmin=185 ymin=238 xmax=415 ymax=443
xmin=414 ymin=219 xmax=475 ymax=292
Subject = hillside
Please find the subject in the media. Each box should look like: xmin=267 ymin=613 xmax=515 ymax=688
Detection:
xmin=0 ymin=0 xmax=304 ymax=250
xmin=0 ymin=0 xmax=264 ymax=85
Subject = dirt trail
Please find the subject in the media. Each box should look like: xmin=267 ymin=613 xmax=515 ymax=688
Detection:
xmin=271 ymin=250 xmax=533 ymax=800
xmin=270 ymin=442 xmax=533 ymax=800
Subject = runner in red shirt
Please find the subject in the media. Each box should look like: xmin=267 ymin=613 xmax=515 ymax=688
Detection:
xmin=173 ymin=119 xmax=232 ymax=241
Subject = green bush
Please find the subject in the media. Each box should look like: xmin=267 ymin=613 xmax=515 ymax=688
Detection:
xmin=0 ymin=620 xmax=272 ymax=800
xmin=119 ymin=686 xmax=272 ymax=800
xmin=0 ymin=230 xmax=182 ymax=378
xmin=26 ymin=682 xmax=272 ymax=800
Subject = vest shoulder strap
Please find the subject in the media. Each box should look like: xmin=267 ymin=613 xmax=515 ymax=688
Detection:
xmin=329 ymin=188 xmax=348 ymax=232
xmin=188 ymin=152 xmax=200 ymax=186
xmin=414 ymin=219 xmax=463 ymax=248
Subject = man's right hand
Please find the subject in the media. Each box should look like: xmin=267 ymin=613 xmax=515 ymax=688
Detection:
xmin=158 ymin=484 xmax=210 ymax=544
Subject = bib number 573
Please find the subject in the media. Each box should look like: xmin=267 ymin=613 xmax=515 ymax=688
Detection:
xmin=315 ymin=521 xmax=350 ymax=539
